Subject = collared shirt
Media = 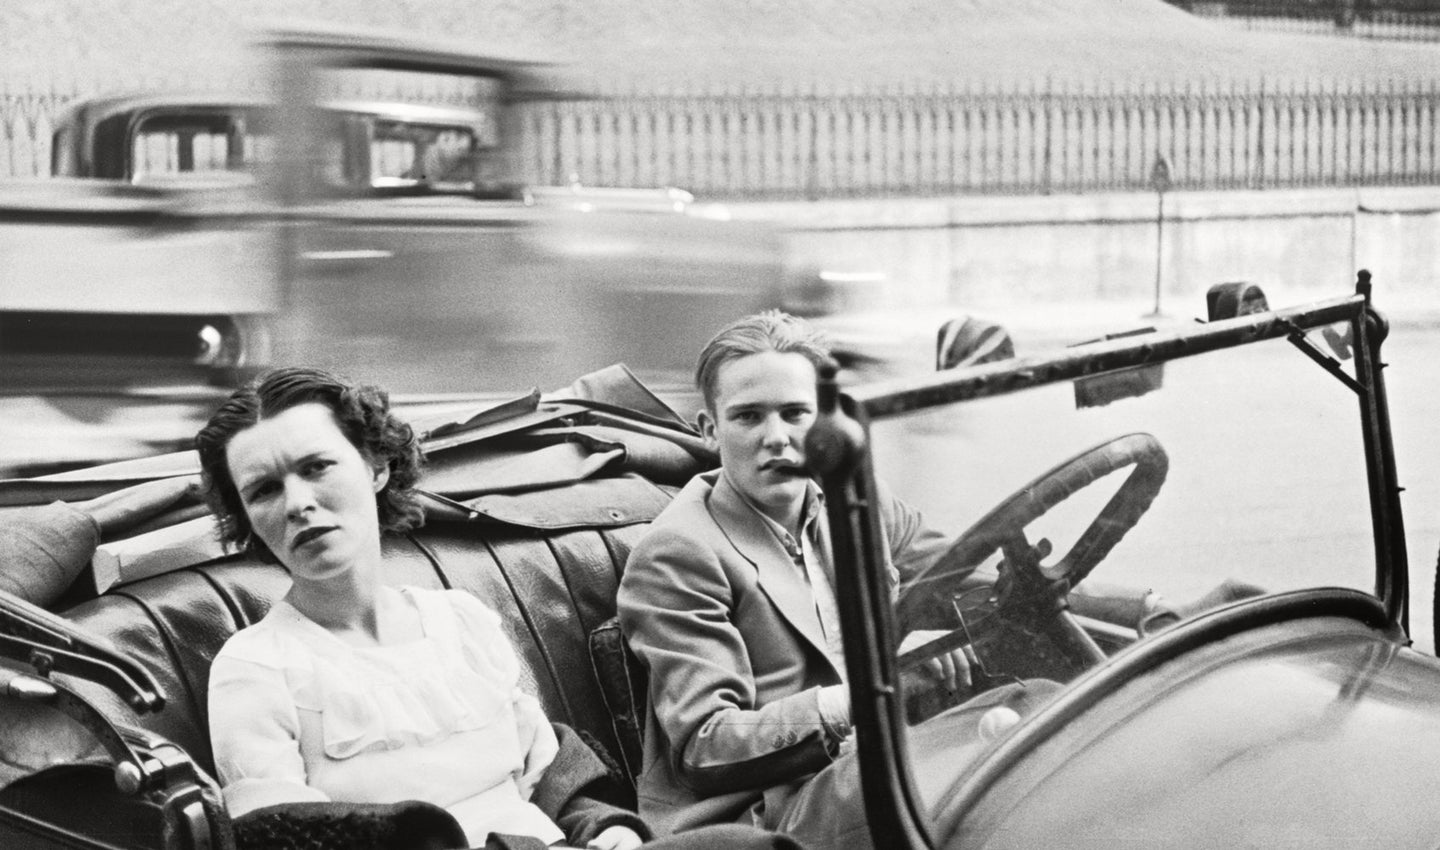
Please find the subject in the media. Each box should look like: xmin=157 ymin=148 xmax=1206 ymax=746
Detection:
xmin=739 ymin=482 xmax=847 ymax=680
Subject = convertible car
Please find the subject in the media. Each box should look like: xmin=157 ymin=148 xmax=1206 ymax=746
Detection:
xmin=1 ymin=273 xmax=1437 ymax=849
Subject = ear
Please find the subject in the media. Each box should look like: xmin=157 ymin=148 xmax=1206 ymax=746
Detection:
xmin=695 ymin=408 xmax=717 ymax=447
xmin=371 ymin=462 xmax=391 ymax=494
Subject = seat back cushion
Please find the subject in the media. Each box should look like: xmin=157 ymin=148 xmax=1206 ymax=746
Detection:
xmin=54 ymin=517 xmax=652 ymax=801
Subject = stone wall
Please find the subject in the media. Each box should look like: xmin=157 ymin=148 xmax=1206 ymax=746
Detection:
xmin=731 ymin=187 xmax=1440 ymax=315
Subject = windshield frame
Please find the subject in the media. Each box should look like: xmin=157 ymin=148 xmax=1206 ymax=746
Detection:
xmin=809 ymin=274 xmax=1406 ymax=850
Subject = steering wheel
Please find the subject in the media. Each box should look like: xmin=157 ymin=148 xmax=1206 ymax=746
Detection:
xmin=896 ymin=433 xmax=1169 ymax=697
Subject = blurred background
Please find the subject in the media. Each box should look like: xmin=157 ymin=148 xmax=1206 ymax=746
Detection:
xmin=1 ymin=0 xmax=1438 ymax=644
xmin=8 ymin=1 xmax=1440 ymax=188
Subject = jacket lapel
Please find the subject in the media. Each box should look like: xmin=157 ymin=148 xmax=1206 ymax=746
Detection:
xmin=706 ymin=472 xmax=834 ymax=665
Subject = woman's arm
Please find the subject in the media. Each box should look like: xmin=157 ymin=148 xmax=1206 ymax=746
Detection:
xmin=448 ymin=591 xmax=646 ymax=846
xmin=533 ymin=724 xmax=650 ymax=848
xmin=512 ymin=689 xmax=560 ymax=799
xmin=446 ymin=590 xmax=563 ymax=799
xmin=208 ymin=652 xmax=327 ymax=816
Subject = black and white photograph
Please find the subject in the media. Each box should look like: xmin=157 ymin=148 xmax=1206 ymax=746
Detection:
xmin=3 ymin=2 xmax=1439 ymax=848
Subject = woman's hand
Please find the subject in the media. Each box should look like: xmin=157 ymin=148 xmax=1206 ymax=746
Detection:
xmin=587 ymin=825 xmax=644 ymax=850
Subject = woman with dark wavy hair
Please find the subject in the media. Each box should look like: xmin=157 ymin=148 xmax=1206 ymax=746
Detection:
xmin=195 ymin=366 xmax=425 ymax=561
xmin=199 ymin=367 xmax=649 ymax=849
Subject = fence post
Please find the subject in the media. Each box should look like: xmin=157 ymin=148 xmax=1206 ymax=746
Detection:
xmin=1042 ymin=75 xmax=1054 ymax=195
xmin=1335 ymin=0 xmax=1357 ymax=29
xmin=1255 ymin=78 xmax=1267 ymax=189
xmin=807 ymin=83 xmax=820 ymax=201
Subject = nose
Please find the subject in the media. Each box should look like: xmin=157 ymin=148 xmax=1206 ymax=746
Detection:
xmin=760 ymin=413 xmax=791 ymax=449
xmin=283 ymin=477 xmax=318 ymax=521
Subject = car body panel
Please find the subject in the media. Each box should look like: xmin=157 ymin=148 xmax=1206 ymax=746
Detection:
xmin=938 ymin=607 xmax=1440 ymax=848
xmin=274 ymin=198 xmax=786 ymax=394
xmin=0 ymin=181 xmax=275 ymax=316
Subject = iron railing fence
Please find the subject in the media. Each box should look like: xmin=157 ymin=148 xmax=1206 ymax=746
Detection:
xmin=1 ymin=81 xmax=76 ymax=180
xmin=5 ymin=78 xmax=1439 ymax=198
xmin=1167 ymin=0 xmax=1440 ymax=41
xmin=519 ymin=80 xmax=1440 ymax=198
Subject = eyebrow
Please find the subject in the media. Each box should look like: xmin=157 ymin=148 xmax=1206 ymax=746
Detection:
xmin=722 ymin=401 xmax=778 ymax=416
xmin=723 ymin=400 xmax=814 ymax=415
xmin=235 ymin=450 xmax=329 ymax=494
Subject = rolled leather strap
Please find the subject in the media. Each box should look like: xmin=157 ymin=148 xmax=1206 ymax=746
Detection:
xmin=0 ymin=502 xmax=100 ymax=608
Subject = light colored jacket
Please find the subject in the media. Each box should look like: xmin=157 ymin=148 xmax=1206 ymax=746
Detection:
xmin=617 ymin=469 xmax=948 ymax=835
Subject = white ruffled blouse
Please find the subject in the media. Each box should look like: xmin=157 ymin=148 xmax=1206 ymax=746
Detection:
xmin=208 ymin=586 xmax=564 ymax=847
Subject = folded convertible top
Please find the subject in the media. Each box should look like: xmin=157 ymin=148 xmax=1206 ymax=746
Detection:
xmin=0 ymin=364 xmax=718 ymax=597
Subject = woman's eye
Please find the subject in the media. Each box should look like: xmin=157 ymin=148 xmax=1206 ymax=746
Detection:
xmin=244 ymin=481 xmax=278 ymax=503
xmin=303 ymin=459 xmax=335 ymax=477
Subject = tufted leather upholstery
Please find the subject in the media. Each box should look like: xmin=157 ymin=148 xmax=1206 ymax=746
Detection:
xmin=52 ymin=515 xmax=659 ymax=805
xmin=18 ymin=367 xmax=708 ymax=821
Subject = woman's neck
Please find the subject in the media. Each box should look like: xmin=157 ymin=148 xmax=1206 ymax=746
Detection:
xmin=285 ymin=572 xmax=380 ymax=643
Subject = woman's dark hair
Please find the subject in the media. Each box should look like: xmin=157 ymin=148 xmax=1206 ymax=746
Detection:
xmin=195 ymin=367 xmax=424 ymax=561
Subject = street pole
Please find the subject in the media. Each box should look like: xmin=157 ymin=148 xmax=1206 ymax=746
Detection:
xmin=1149 ymin=155 xmax=1171 ymax=318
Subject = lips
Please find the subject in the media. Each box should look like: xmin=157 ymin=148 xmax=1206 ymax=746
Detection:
xmin=761 ymin=459 xmax=808 ymax=478
xmin=291 ymin=527 xmax=335 ymax=550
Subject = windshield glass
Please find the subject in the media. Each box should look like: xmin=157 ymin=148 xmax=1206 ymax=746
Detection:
xmin=369 ymin=120 xmax=479 ymax=186
xmin=314 ymin=67 xmax=504 ymax=191
xmin=861 ymin=320 xmax=1375 ymax=830
xmin=131 ymin=112 xmax=273 ymax=181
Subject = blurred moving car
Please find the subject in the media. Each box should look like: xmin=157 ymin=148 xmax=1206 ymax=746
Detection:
xmin=0 ymin=24 xmax=813 ymax=473
xmin=3 ymin=273 xmax=1438 ymax=849
xmin=50 ymin=90 xmax=713 ymax=217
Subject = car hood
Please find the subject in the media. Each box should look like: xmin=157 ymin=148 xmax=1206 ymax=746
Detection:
xmin=935 ymin=611 xmax=1440 ymax=849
